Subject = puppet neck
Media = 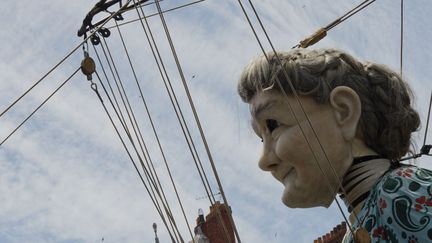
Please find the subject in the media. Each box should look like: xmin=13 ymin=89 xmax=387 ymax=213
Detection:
xmin=339 ymin=138 xmax=391 ymax=221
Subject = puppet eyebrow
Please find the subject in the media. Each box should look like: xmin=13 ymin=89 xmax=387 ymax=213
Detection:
xmin=251 ymin=100 xmax=278 ymax=118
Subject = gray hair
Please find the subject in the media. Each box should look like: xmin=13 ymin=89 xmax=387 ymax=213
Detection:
xmin=238 ymin=48 xmax=420 ymax=160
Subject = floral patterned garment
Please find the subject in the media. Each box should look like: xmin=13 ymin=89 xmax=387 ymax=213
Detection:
xmin=343 ymin=165 xmax=432 ymax=243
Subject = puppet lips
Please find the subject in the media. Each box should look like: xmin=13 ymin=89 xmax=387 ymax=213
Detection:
xmin=273 ymin=167 xmax=294 ymax=184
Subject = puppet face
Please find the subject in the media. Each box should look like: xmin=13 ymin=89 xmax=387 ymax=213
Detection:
xmin=249 ymin=90 xmax=353 ymax=208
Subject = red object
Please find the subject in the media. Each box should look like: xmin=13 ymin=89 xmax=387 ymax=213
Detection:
xmin=194 ymin=202 xmax=235 ymax=243
xmin=313 ymin=222 xmax=347 ymax=243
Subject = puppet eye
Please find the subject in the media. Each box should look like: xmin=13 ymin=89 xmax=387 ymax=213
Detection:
xmin=266 ymin=119 xmax=279 ymax=133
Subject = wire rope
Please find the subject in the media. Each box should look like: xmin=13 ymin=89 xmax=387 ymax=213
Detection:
xmin=236 ymin=0 xmax=360 ymax=235
xmin=153 ymin=1 xmax=241 ymax=242
xmin=1 ymin=0 xmax=138 ymax=119
xmin=93 ymin=41 xmax=132 ymax=135
xmin=245 ymin=0 xmax=360 ymax=229
xmin=423 ymin=92 xmax=432 ymax=147
xmin=94 ymin=64 xmax=182 ymax=242
xmin=108 ymin=0 xmax=206 ymax=29
xmin=1 ymin=67 xmax=80 ymax=146
xmin=112 ymin=21 xmax=191 ymax=242
xmin=94 ymin=34 xmax=183 ymax=241
xmin=292 ymin=0 xmax=376 ymax=48
xmin=246 ymin=0 xmax=372 ymax=223
xmin=96 ymin=39 xmax=184 ymax=243
xmin=93 ymin=71 xmax=179 ymax=242
xmin=400 ymin=0 xmax=404 ymax=76
xmin=134 ymin=0 xmax=216 ymax=206
xmin=103 ymin=30 xmax=187 ymax=242
xmin=132 ymin=0 xmax=216 ymax=206
xmin=247 ymin=0 xmax=359 ymax=213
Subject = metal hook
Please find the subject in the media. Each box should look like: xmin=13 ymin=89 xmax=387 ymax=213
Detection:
xmin=91 ymin=82 xmax=98 ymax=91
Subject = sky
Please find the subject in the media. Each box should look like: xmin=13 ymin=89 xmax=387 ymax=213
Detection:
xmin=1 ymin=0 xmax=432 ymax=242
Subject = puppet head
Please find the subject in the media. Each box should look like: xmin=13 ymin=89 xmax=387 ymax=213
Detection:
xmin=238 ymin=49 xmax=420 ymax=207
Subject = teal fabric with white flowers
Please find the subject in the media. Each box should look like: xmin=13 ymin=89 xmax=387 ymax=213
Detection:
xmin=343 ymin=165 xmax=432 ymax=243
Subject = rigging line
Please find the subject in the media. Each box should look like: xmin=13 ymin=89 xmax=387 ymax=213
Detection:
xmin=93 ymin=71 xmax=178 ymax=243
xmin=78 ymin=0 xmax=151 ymax=37
xmin=98 ymin=37 xmax=159 ymax=192
xmin=93 ymin=43 xmax=163 ymax=213
xmin=97 ymin=39 xmax=183 ymax=243
xmin=292 ymin=0 xmax=376 ymax=48
xmin=108 ymin=0 xmax=206 ymax=29
xmin=117 ymin=5 xmax=203 ymax=241
xmin=1 ymin=0 xmax=136 ymax=119
xmin=423 ymin=91 xmax=432 ymax=147
xmin=94 ymin=66 xmax=163 ymax=218
xmin=94 ymin=68 xmax=183 ymax=243
xmin=95 ymin=39 xmax=182 ymax=242
xmin=400 ymin=0 xmax=404 ymax=76
xmin=0 ymin=67 xmax=80 ymax=146
xmin=94 ymin=68 xmax=184 ymax=243
xmin=326 ymin=0 xmax=376 ymax=31
xmin=99 ymin=39 xmax=137 ymax=137
xmin=112 ymin=21 xmax=187 ymax=241
xmin=152 ymin=1 xmax=236 ymax=242
xmin=335 ymin=0 xmax=372 ymax=24
xmin=236 ymin=0 xmax=356 ymax=234
xmin=246 ymin=0 xmax=358 ymax=203
xmin=92 ymin=43 xmax=131 ymax=135
xmin=133 ymin=0 xmax=216 ymax=206
xmin=245 ymin=0 xmax=361 ymax=228
xmin=153 ymin=2 xmax=241 ymax=243
xmin=153 ymin=0 xmax=226 ymax=209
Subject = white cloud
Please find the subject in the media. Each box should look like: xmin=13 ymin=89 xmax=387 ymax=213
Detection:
xmin=1 ymin=0 xmax=432 ymax=242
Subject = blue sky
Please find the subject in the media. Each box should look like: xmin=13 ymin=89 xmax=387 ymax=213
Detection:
xmin=1 ymin=0 xmax=431 ymax=242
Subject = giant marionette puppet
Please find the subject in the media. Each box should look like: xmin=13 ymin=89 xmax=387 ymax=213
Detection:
xmin=238 ymin=48 xmax=432 ymax=242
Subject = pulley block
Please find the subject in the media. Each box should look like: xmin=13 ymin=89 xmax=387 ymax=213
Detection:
xmin=81 ymin=56 xmax=96 ymax=76
xmin=98 ymin=28 xmax=111 ymax=38
xmin=114 ymin=14 xmax=124 ymax=21
xmin=91 ymin=35 xmax=101 ymax=45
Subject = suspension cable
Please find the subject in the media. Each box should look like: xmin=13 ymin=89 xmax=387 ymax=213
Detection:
xmin=236 ymin=0 xmax=357 ymax=235
xmin=400 ymin=0 xmax=404 ymax=76
xmin=246 ymin=0 xmax=360 ymax=228
xmin=108 ymin=0 xmax=206 ymax=29
xmin=94 ymin=65 xmax=181 ymax=241
xmin=92 ymin=43 xmax=131 ymax=135
xmin=292 ymin=0 xmax=376 ymax=48
xmin=93 ymin=35 xmax=182 ymax=241
xmin=95 ymin=39 xmax=184 ymax=242
xmin=153 ymin=1 xmax=241 ymax=242
xmin=93 ymin=71 xmax=178 ymax=242
xmin=1 ymin=67 xmax=80 ymax=146
xmin=1 ymin=0 xmax=137 ymax=119
xmin=247 ymin=0 xmax=370 ymax=223
xmin=423 ymin=91 xmax=432 ymax=148
xmin=112 ymin=21 xmax=191 ymax=242
xmin=132 ymin=0 xmax=216 ymax=206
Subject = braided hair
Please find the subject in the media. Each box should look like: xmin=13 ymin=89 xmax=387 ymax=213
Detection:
xmin=238 ymin=49 xmax=420 ymax=160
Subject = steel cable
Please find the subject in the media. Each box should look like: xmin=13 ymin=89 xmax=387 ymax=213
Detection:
xmin=113 ymin=21 xmax=188 ymax=242
xmin=1 ymin=67 xmax=80 ymax=146
xmin=93 ymin=71 xmax=178 ymax=242
xmin=132 ymin=0 xmax=217 ymax=211
xmin=153 ymin=1 xmax=240 ymax=242
xmin=96 ymin=39 xmax=183 ymax=242
xmin=236 ymin=0 xmax=358 ymax=234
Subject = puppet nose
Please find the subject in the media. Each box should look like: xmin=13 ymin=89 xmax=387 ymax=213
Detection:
xmin=258 ymin=144 xmax=279 ymax=171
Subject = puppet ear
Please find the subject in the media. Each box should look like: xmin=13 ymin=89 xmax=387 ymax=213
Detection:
xmin=329 ymin=86 xmax=361 ymax=141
